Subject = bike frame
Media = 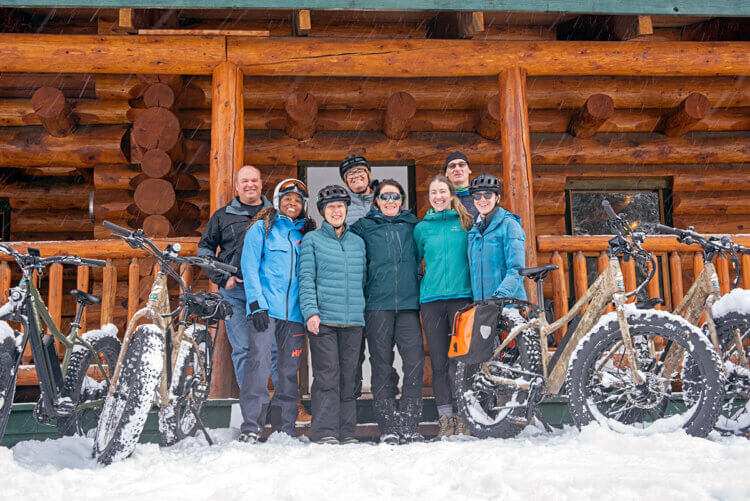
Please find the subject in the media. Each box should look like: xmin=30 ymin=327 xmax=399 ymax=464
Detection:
xmin=483 ymin=257 xmax=647 ymax=395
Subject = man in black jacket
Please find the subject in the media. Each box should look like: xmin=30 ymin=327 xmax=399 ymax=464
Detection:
xmin=198 ymin=165 xmax=271 ymax=388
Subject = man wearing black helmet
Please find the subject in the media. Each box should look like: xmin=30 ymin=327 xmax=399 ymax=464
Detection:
xmin=339 ymin=154 xmax=377 ymax=225
xmin=467 ymin=173 xmax=527 ymax=301
xmin=444 ymin=151 xmax=478 ymax=219
xmin=299 ymin=185 xmax=367 ymax=444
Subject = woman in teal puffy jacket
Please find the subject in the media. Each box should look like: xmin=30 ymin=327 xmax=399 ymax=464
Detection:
xmin=299 ymin=185 xmax=367 ymax=444
xmin=467 ymin=173 xmax=527 ymax=301
xmin=413 ymin=175 xmax=474 ymax=438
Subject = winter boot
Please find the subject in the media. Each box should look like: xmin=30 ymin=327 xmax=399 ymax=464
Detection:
xmin=453 ymin=415 xmax=471 ymax=436
xmin=436 ymin=414 xmax=454 ymax=440
xmin=237 ymin=431 xmax=259 ymax=444
xmin=398 ymin=397 xmax=425 ymax=443
xmin=373 ymin=398 xmax=400 ymax=445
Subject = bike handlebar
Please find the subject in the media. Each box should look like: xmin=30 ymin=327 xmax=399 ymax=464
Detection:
xmin=602 ymin=199 xmax=617 ymax=219
xmin=102 ymin=220 xmax=132 ymax=237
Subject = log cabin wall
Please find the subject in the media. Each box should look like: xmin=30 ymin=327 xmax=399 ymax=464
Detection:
xmin=0 ymin=7 xmax=748 ymax=392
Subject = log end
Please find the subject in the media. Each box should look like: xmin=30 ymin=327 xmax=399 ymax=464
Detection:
xmin=132 ymin=107 xmax=181 ymax=151
xmin=140 ymin=148 xmax=173 ymax=178
xmin=133 ymin=178 xmax=176 ymax=215
xmin=143 ymin=82 xmax=176 ymax=109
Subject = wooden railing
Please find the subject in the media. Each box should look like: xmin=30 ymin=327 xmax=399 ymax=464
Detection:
xmin=537 ymin=234 xmax=750 ymax=342
xmin=0 ymin=238 xmax=203 ymax=384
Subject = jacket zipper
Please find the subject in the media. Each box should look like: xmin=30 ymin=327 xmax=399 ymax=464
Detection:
xmin=341 ymin=234 xmax=349 ymax=323
xmin=391 ymin=223 xmax=399 ymax=312
xmin=285 ymin=229 xmax=294 ymax=321
xmin=443 ymin=212 xmax=448 ymax=295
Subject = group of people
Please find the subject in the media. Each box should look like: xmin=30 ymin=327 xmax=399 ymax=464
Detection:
xmin=198 ymin=151 xmax=527 ymax=445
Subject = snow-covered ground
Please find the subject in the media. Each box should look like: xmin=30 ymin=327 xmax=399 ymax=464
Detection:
xmin=2 ymin=424 xmax=748 ymax=501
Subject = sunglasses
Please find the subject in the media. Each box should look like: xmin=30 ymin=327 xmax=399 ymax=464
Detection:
xmin=345 ymin=169 xmax=369 ymax=180
xmin=472 ymin=191 xmax=496 ymax=201
xmin=377 ymin=192 xmax=402 ymax=202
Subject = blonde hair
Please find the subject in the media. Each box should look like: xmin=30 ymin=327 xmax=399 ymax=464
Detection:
xmin=427 ymin=175 xmax=473 ymax=230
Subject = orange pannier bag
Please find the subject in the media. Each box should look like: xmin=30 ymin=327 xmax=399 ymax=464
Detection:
xmin=448 ymin=302 xmax=503 ymax=364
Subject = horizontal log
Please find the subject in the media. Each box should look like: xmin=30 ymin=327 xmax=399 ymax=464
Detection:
xmin=673 ymin=172 xmax=750 ymax=191
xmin=94 ymin=164 xmax=209 ymax=191
xmin=238 ymin=130 xmax=750 ymax=166
xmin=535 ymin=215 xmax=566 ymax=235
xmin=672 ymin=215 xmax=750 ymax=234
xmin=0 ymin=181 xmax=90 ymax=209
xmin=537 ymin=234 xmax=750 ymax=253
xmin=0 ymin=34 xmax=225 ymax=74
xmin=9 ymin=231 xmax=93 ymax=241
xmin=228 ymin=39 xmax=750 ymax=77
xmin=533 ymin=163 xmax=750 ymax=182
xmin=158 ymin=74 xmax=750 ymax=111
xmin=0 ymin=100 xmax=130 ymax=127
xmin=673 ymin=191 xmax=750 ymax=215
xmin=11 ymin=209 xmax=92 ymax=233
xmin=0 ymin=238 xmax=199 ymax=260
xmin=0 ymin=73 xmax=95 ymax=99
xmin=533 ymin=191 xmax=566 ymax=216
xmin=0 ymin=125 xmax=128 ymax=167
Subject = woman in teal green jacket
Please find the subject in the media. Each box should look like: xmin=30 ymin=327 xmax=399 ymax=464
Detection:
xmin=413 ymin=175 xmax=474 ymax=439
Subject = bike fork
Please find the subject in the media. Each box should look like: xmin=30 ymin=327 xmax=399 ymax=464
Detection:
xmin=613 ymin=293 xmax=645 ymax=385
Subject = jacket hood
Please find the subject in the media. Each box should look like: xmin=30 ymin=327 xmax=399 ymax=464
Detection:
xmin=421 ymin=209 xmax=460 ymax=222
xmin=320 ymin=220 xmax=349 ymax=238
xmin=470 ymin=206 xmax=520 ymax=235
xmin=365 ymin=207 xmax=419 ymax=225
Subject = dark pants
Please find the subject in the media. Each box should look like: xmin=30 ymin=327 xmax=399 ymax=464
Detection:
xmin=365 ymin=310 xmax=425 ymax=401
xmin=308 ymin=325 xmax=363 ymax=442
xmin=420 ymin=298 xmax=471 ymax=416
xmin=240 ymin=317 xmax=304 ymax=436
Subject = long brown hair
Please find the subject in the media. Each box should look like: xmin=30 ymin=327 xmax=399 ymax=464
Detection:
xmin=427 ymin=175 xmax=473 ymax=230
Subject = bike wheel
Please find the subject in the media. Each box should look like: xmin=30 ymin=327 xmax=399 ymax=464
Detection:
xmin=93 ymin=325 xmax=163 ymax=465
xmin=57 ymin=325 xmax=122 ymax=436
xmin=706 ymin=308 xmax=750 ymax=436
xmin=567 ymin=308 xmax=725 ymax=437
xmin=158 ymin=325 xmax=210 ymax=446
xmin=0 ymin=323 xmax=19 ymax=441
xmin=454 ymin=308 xmax=543 ymax=439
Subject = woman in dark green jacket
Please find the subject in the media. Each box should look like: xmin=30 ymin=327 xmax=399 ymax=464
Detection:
xmin=299 ymin=185 xmax=366 ymax=445
xmin=413 ymin=175 xmax=474 ymax=439
xmin=351 ymin=179 xmax=425 ymax=444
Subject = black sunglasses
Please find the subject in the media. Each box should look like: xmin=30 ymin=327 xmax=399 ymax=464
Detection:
xmin=377 ymin=192 xmax=402 ymax=202
xmin=471 ymin=191 xmax=496 ymax=201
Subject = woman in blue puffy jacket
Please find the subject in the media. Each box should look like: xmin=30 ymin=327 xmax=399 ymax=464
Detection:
xmin=239 ymin=179 xmax=315 ymax=443
xmin=299 ymin=185 xmax=367 ymax=445
xmin=467 ymin=173 xmax=527 ymax=301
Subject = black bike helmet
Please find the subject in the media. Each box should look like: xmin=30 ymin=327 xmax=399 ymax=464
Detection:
xmin=469 ymin=173 xmax=501 ymax=195
xmin=339 ymin=154 xmax=370 ymax=181
xmin=316 ymin=184 xmax=351 ymax=212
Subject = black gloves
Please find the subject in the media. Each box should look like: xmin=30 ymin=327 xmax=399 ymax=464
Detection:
xmin=248 ymin=301 xmax=269 ymax=332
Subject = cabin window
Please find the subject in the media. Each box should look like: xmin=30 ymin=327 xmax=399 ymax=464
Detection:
xmin=0 ymin=200 xmax=9 ymax=241
xmin=565 ymin=180 xmax=672 ymax=304
xmin=299 ymin=161 xmax=416 ymax=226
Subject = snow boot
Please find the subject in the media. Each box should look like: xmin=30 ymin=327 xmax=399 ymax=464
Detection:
xmin=237 ymin=431 xmax=259 ymax=444
xmin=339 ymin=437 xmax=359 ymax=445
xmin=453 ymin=415 xmax=471 ymax=436
xmin=316 ymin=436 xmax=340 ymax=445
xmin=373 ymin=398 xmax=400 ymax=445
xmin=398 ymin=397 xmax=425 ymax=443
xmin=436 ymin=414 xmax=454 ymax=440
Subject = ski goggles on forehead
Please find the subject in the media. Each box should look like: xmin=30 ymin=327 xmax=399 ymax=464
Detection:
xmin=472 ymin=191 xmax=496 ymax=201
xmin=278 ymin=179 xmax=308 ymax=198
xmin=377 ymin=192 xmax=402 ymax=202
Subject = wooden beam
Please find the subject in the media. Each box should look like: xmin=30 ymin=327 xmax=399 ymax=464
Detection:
xmin=383 ymin=92 xmax=416 ymax=140
xmin=459 ymin=12 xmax=484 ymax=38
xmin=499 ymin=68 xmax=537 ymax=301
xmin=138 ymin=29 xmax=269 ymax=36
xmin=660 ymin=92 xmax=711 ymax=137
xmin=0 ymin=35 xmax=225 ymax=75
xmin=537 ymin=234 xmax=750 ymax=253
xmin=568 ymin=94 xmax=614 ymax=138
xmin=611 ymin=15 xmax=653 ymax=40
xmin=284 ymin=90 xmax=318 ymax=141
xmin=210 ymin=61 xmax=243 ymax=400
xmin=0 ymin=238 xmax=198 ymax=260
xmin=293 ymin=9 xmax=311 ymax=36
xmin=119 ymin=8 xmax=177 ymax=33
xmin=30 ymin=86 xmax=77 ymax=138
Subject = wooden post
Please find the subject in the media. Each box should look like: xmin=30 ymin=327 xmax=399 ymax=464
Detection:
xmin=210 ymin=61 xmax=244 ymax=398
xmin=499 ymin=68 xmax=537 ymax=301
xmin=48 ymin=263 xmax=63 ymax=336
xmin=716 ymin=256 xmax=731 ymax=295
xmin=573 ymin=251 xmax=588 ymax=301
xmin=598 ymin=252 xmax=614 ymax=313
xmin=742 ymin=254 xmax=750 ymax=289
xmin=647 ymin=259 xmax=661 ymax=309
xmin=550 ymin=251 xmax=568 ymax=344
xmin=128 ymin=258 xmax=140 ymax=323
xmin=0 ymin=261 xmax=10 ymax=305
xmin=669 ymin=253 xmax=684 ymax=307
xmin=101 ymin=260 xmax=117 ymax=326
xmin=76 ymin=265 xmax=89 ymax=332
xmin=293 ymin=10 xmax=311 ymax=36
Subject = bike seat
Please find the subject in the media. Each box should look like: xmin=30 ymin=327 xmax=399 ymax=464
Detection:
xmin=70 ymin=289 xmax=101 ymax=305
xmin=518 ymin=264 xmax=559 ymax=282
xmin=635 ymin=298 xmax=665 ymax=310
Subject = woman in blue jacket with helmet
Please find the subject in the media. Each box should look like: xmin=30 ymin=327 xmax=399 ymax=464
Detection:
xmin=467 ymin=173 xmax=527 ymax=301
xmin=299 ymin=185 xmax=367 ymax=445
xmin=239 ymin=178 xmax=315 ymax=443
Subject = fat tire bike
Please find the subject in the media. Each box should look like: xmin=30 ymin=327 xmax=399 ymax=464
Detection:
xmin=0 ymin=244 xmax=121 ymax=442
xmin=453 ymin=200 xmax=725 ymax=439
xmin=93 ymin=222 xmax=235 ymax=465
xmin=654 ymin=224 xmax=750 ymax=437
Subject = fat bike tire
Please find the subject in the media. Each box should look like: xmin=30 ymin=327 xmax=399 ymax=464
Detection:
xmin=454 ymin=308 xmax=543 ymax=439
xmin=566 ymin=309 xmax=725 ymax=438
xmin=57 ymin=328 xmax=122 ymax=437
xmin=706 ymin=311 xmax=750 ymax=437
xmin=0 ymin=331 xmax=19 ymax=441
xmin=158 ymin=325 xmax=210 ymax=446
xmin=93 ymin=325 xmax=163 ymax=465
